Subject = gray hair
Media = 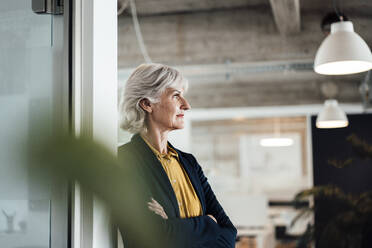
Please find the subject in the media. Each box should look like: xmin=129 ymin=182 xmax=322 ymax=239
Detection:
xmin=119 ymin=63 xmax=189 ymax=134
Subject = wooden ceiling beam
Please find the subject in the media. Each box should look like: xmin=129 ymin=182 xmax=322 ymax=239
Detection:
xmin=269 ymin=0 xmax=301 ymax=35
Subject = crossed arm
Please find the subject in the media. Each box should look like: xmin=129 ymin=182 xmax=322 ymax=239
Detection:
xmin=148 ymin=197 xmax=217 ymax=223
xmin=145 ymin=154 xmax=237 ymax=248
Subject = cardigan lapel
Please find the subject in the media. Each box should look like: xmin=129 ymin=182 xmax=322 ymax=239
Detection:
xmin=169 ymin=143 xmax=206 ymax=213
xmin=131 ymin=134 xmax=180 ymax=215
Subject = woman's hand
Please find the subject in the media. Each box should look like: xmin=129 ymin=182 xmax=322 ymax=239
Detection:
xmin=148 ymin=198 xmax=217 ymax=225
xmin=207 ymin=214 xmax=217 ymax=223
xmin=148 ymin=198 xmax=168 ymax=220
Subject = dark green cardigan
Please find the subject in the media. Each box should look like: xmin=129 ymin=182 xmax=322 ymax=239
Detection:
xmin=118 ymin=134 xmax=237 ymax=248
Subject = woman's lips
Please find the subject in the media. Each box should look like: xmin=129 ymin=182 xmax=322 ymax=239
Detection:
xmin=176 ymin=114 xmax=184 ymax=118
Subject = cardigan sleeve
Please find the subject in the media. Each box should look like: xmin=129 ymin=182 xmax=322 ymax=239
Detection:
xmin=161 ymin=214 xmax=221 ymax=247
xmin=187 ymin=153 xmax=237 ymax=247
xmin=163 ymin=215 xmax=239 ymax=248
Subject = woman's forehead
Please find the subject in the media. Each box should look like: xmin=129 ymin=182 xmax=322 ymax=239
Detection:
xmin=166 ymin=86 xmax=184 ymax=93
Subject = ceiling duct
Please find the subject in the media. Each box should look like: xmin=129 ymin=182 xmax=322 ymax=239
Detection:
xmin=118 ymin=60 xmax=315 ymax=84
xmin=175 ymin=61 xmax=314 ymax=82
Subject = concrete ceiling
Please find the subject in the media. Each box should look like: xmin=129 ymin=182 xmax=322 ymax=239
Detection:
xmin=122 ymin=0 xmax=372 ymax=17
xmin=117 ymin=0 xmax=372 ymax=108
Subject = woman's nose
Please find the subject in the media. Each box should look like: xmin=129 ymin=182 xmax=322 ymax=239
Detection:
xmin=182 ymin=97 xmax=191 ymax=110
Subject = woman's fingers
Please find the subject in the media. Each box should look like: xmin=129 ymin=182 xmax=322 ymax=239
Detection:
xmin=147 ymin=199 xmax=168 ymax=219
xmin=148 ymin=205 xmax=164 ymax=216
xmin=148 ymin=200 xmax=166 ymax=213
xmin=151 ymin=198 xmax=163 ymax=208
xmin=148 ymin=202 xmax=163 ymax=211
xmin=147 ymin=202 xmax=162 ymax=211
xmin=207 ymin=214 xmax=217 ymax=223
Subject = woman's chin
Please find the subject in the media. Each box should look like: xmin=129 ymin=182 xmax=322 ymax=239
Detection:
xmin=171 ymin=124 xmax=184 ymax=130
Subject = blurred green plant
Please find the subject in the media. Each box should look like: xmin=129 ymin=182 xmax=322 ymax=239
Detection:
xmin=30 ymin=134 xmax=168 ymax=248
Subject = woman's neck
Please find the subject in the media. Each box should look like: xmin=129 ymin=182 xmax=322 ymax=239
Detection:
xmin=140 ymin=126 xmax=169 ymax=154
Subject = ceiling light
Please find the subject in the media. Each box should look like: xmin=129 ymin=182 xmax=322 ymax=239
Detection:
xmin=314 ymin=21 xmax=372 ymax=75
xmin=316 ymin=99 xmax=349 ymax=128
xmin=259 ymin=118 xmax=294 ymax=147
xmin=260 ymin=138 xmax=294 ymax=147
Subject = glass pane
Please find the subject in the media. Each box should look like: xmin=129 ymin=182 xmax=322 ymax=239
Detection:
xmin=0 ymin=1 xmax=54 ymax=247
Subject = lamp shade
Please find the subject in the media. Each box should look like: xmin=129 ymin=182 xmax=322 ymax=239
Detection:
xmin=314 ymin=21 xmax=372 ymax=75
xmin=316 ymin=99 xmax=349 ymax=128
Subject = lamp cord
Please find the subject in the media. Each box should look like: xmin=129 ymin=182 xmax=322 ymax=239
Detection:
xmin=129 ymin=0 xmax=152 ymax=63
xmin=333 ymin=0 xmax=343 ymax=21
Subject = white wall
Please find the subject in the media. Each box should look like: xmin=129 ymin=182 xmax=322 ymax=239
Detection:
xmin=91 ymin=0 xmax=118 ymax=153
xmin=73 ymin=0 xmax=117 ymax=248
xmin=90 ymin=0 xmax=117 ymax=247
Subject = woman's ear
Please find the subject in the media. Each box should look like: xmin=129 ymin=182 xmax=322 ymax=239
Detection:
xmin=139 ymin=98 xmax=153 ymax=113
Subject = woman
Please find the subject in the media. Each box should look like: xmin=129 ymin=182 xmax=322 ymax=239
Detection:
xmin=118 ymin=63 xmax=237 ymax=248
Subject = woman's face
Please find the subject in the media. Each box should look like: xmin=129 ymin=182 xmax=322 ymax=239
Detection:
xmin=149 ymin=86 xmax=191 ymax=132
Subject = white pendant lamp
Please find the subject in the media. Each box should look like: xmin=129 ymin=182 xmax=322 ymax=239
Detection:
xmin=259 ymin=118 xmax=294 ymax=147
xmin=316 ymin=99 xmax=349 ymax=128
xmin=314 ymin=21 xmax=372 ymax=75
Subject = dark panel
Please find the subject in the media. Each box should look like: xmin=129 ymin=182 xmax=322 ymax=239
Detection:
xmin=311 ymin=113 xmax=372 ymax=248
xmin=312 ymin=114 xmax=372 ymax=194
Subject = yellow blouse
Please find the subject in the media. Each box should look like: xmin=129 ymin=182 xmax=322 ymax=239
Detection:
xmin=141 ymin=136 xmax=203 ymax=218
